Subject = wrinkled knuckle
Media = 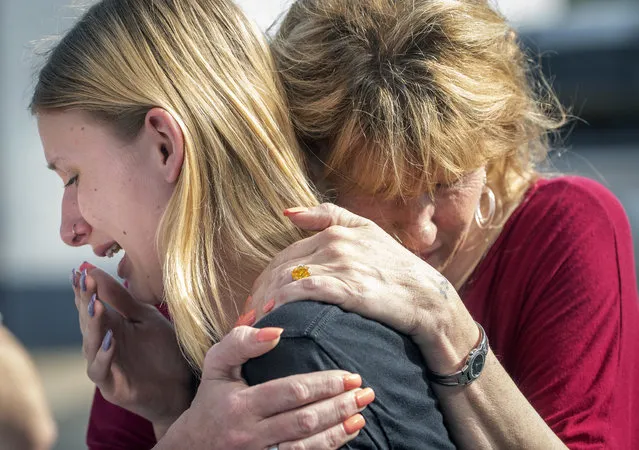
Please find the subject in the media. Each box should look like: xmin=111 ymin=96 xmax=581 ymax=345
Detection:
xmin=288 ymin=441 xmax=308 ymax=450
xmin=289 ymin=380 xmax=312 ymax=403
xmin=324 ymin=225 xmax=347 ymax=242
xmin=318 ymin=202 xmax=335 ymax=213
xmin=339 ymin=396 xmax=355 ymax=418
xmin=295 ymin=409 xmax=319 ymax=434
xmin=228 ymin=326 xmax=251 ymax=344
xmin=300 ymin=276 xmax=321 ymax=291
xmin=324 ymin=241 xmax=346 ymax=259
xmin=325 ymin=427 xmax=345 ymax=449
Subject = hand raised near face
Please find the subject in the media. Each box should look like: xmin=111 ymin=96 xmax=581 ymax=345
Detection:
xmin=72 ymin=263 xmax=193 ymax=432
xmin=157 ymin=326 xmax=369 ymax=450
xmin=247 ymin=203 xmax=478 ymax=372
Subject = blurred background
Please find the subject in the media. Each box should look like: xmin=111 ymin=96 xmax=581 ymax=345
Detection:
xmin=0 ymin=0 xmax=637 ymax=448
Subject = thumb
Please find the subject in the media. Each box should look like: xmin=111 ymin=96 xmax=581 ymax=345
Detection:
xmin=88 ymin=267 xmax=146 ymax=321
xmin=283 ymin=203 xmax=370 ymax=231
xmin=202 ymin=326 xmax=283 ymax=381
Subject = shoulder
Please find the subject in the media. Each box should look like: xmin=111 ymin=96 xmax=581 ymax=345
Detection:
xmin=254 ymin=300 xmax=413 ymax=351
xmin=503 ymin=176 xmax=632 ymax=252
xmin=244 ymin=301 xmax=455 ymax=449
xmin=522 ymin=176 xmax=628 ymax=227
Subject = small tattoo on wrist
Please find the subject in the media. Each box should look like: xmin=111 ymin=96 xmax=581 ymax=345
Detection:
xmin=437 ymin=274 xmax=450 ymax=300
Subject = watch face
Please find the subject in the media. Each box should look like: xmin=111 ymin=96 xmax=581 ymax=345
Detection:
xmin=469 ymin=353 xmax=485 ymax=378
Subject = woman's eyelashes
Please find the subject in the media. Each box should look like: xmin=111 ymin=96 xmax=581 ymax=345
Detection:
xmin=64 ymin=175 xmax=78 ymax=188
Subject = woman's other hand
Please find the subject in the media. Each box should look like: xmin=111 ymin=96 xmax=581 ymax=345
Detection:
xmin=159 ymin=326 xmax=367 ymax=450
xmin=72 ymin=264 xmax=193 ymax=434
xmin=249 ymin=203 xmax=478 ymax=373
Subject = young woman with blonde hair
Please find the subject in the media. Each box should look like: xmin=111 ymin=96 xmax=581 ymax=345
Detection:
xmin=32 ymin=0 xmax=458 ymax=448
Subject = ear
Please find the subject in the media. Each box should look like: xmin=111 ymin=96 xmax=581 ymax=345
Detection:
xmin=144 ymin=108 xmax=185 ymax=183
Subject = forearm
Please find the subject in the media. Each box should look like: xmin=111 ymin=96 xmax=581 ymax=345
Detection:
xmin=432 ymin=352 xmax=567 ymax=450
xmin=152 ymin=412 xmax=197 ymax=450
xmin=417 ymin=304 xmax=567 ymax=450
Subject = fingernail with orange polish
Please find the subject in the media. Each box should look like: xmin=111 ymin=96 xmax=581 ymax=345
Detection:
xmin=343 ymin=374 xmax=362 ymax=391
xmin=283 ymin=206 xmax=309 ymax=216
xmin=256 ymin=327 xmax=284 ymax=342
xmin=235 ymin=309 xmax=257 ymax=327
xmin=355 ymin=388 xmax=375 ymax=408
xmin=343 ymin=414 xmax=366 ymax=435
xmin=263 ymin=299 xmax=276 ymax=314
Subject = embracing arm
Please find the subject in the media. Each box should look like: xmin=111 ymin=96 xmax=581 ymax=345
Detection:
xmin=250 ymin=196 xmax=635 ymax=449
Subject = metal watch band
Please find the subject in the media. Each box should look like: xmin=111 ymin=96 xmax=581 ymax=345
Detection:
xmin=427 ymin=321 xmax=489 ymax=387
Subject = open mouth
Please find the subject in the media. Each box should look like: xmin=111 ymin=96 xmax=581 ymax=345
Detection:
xmin=105 ymin=242 xmax=122 ymax=258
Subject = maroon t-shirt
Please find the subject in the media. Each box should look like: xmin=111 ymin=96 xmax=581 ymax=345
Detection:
xmin=87 ymin=176 xmax=639 ymax=449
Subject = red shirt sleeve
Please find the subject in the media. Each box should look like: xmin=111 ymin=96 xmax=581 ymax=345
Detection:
xmin=481 ymin=177 xmax=639 ymax=449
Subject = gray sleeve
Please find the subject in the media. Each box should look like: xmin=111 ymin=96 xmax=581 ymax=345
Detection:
xmin=242 ymin=301 xmax=456 ymax=450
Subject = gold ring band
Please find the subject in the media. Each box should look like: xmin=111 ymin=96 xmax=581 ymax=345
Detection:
xmin=291 ymin=265 xmax=311 ymax=281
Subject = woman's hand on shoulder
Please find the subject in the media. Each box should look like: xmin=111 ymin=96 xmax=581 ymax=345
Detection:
xmin=160 ymin=325 xmax=368 ymax=450
xmin=248 ymin=203 xmax=472 ymax=364
xmin=72 ymin=264 xmax=193 ymax=431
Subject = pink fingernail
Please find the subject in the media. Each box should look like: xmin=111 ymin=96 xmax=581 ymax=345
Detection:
xmin=79 ymin=261 xmax=96 ymax=272
xmin=235 ymin=309 xmax=256 ymax=327
xmin=263 ymin=299 xmax=276 ymax=314
xmin=256 ymin=327 xmax=284 ymax=342
xmin=283 ymin=206 xmax=308 ymax=216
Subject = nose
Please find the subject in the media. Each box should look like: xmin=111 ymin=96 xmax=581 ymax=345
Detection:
xmin=396 ymin=197 xmax=437 ymax=255
xmin=59 ymin=188 xmax=91 ymax=247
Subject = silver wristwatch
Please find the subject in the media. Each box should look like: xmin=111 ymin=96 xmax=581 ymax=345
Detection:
xmin=427 ymin=322 xmax=489 ymax=386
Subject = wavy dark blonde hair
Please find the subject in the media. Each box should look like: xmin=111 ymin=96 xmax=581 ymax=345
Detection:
xmin=31 ymin=0 xmax=318 ymax=368
xmin=272 ymin=0 xmax=567 ymax=218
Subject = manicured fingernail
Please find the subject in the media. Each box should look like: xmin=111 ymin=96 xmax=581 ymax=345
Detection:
xmin=102 ymin=330 xmax=113 ymax=351
xmin=70 ymin=269 xmax=77 ymax=288
xmin=256 ymin=327 xmax=284 ymax=342
xmin=263 ymin=299 xmax=276 ymax=314
xmin=343 ymin=414 xmax=366 ymax=434
xmin=343 ymin=374 xmax=362 ymax=391
xmin=79 ymin=261 xmax=95 ymax=272
xmin=355 ymin=388 xmax=375 ymax=408
xmin=123 ymin=280 xmax=129 ymax=289
xmin=88 ymin=293 xmax=96 ymax=318
xmin=235 ymin=309 xmax=256 ymax=327
xmin=283 ymin=206 xmax=308 ymax=216
xmin=80 ymin=269 xmax=87 ymax=292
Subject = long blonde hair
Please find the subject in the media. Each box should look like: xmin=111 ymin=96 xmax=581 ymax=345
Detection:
xmin=272 ymin=0 xmax=567 ymax=219
xmin=31 ymin=0 xmax=318 ymax=368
